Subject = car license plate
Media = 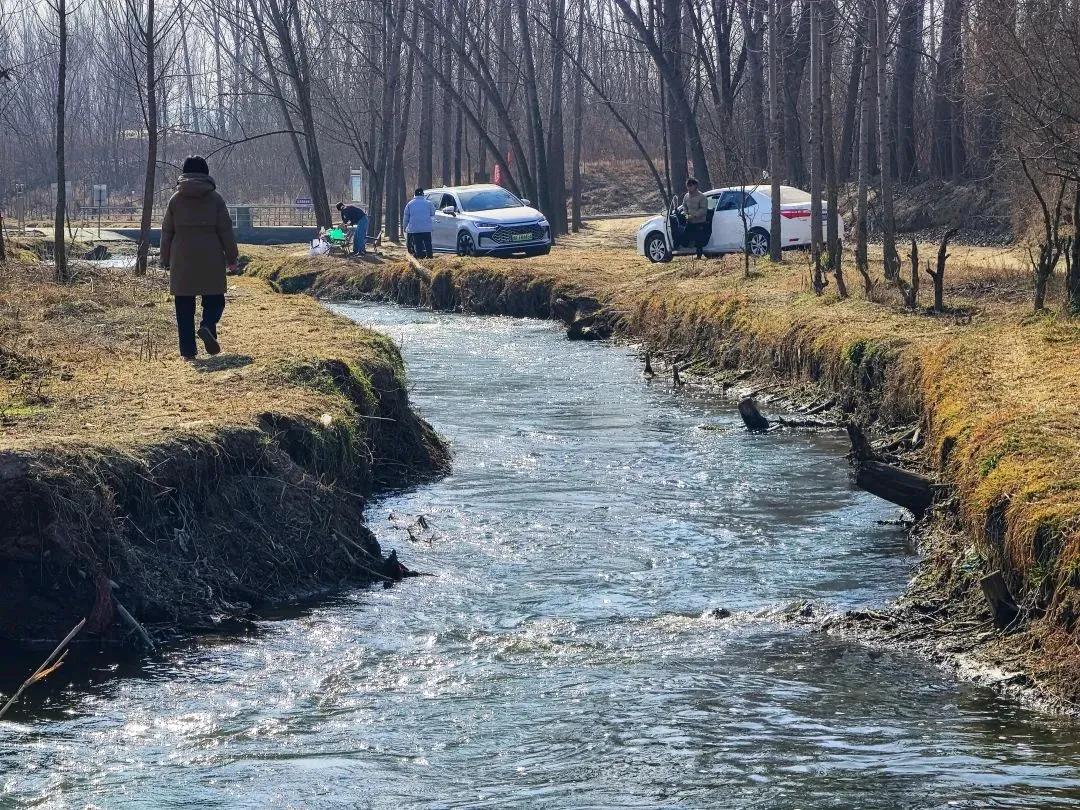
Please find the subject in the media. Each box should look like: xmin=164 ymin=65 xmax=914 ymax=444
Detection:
xmin=512 ymin=233 xmax=531 ymax=242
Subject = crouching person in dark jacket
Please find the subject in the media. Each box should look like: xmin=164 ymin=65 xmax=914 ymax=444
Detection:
xmin=161 ymin=155 xmax=239 ymax=359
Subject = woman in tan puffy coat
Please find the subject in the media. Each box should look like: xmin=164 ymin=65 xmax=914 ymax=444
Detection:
xmin=160 ymin=155 xmax=239 ymax=359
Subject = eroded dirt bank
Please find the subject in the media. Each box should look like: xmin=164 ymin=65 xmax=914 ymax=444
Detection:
xmin=0 ymin=252 xmax=448 ymax=651
xmin=242 ymin=239 xmax=1080 ymax=710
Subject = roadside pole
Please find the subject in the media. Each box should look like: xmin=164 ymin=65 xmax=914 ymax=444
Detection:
xmin=92 ymin=184 xmax=108 ymax=238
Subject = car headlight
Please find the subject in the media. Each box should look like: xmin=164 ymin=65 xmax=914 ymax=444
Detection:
xmin=476 ymin=222 xmax=497 ymax=231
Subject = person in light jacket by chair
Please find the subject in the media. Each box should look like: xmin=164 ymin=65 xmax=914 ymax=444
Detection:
xmin=160 ymin=155 xmax=239 ymax=360
xmin=403 ymin=188 xmax=436 ymax=258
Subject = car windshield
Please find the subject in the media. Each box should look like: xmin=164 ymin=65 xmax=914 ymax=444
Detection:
xmin=457 ymin=188 xmax=523 ymax=212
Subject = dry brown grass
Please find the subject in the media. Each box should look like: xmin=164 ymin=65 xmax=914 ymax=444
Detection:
xmin=0 ymin=249 xmax=415 ymax=453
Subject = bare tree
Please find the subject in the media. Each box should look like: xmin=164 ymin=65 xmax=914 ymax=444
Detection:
xmin=1019 ymin=153 xmax=1068 ymax=312
xmin=874 ymin=0 xmax=904 ymax=301
xmin=767 ymin=0 xmax=782 ymax=261
xmin=124 ymin=0 xmax=178 ymax=276
xmin=854 ymin=0 xmax=873 ymax=296
xmin=808 ymin=0 xmax=825 ymax=293
xmin=821 ymin=0 xmax=845 ymax=295
xmin=50 ymin=0 xmax=69 ymax=282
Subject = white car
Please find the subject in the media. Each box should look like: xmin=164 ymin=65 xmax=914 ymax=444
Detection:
xmin=424 ymin=184 xmax=552 ymax=257
xmin=635 ymin=185 xmax=843 ymax=262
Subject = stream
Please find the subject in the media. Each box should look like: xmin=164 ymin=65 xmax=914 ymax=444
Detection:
xmin=3 ymin=302 xmax=1080 ymax=808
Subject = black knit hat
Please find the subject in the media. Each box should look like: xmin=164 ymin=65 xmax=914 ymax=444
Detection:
xmin=182 ymin=155 xmax=209 ymax=175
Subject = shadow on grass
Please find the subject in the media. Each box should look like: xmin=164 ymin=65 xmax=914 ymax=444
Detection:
xmin=190 ymin=354 xmax=254 ymax=372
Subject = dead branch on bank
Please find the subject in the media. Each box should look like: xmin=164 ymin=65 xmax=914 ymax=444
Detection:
xmin=924 ymin=227 xmax=959 ymax=312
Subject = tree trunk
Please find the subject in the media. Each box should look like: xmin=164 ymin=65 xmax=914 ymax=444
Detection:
xmin=212 ymin=2 xmax=227 ymax=134
xmin=875 ymin=0 xmax=901 ymax=284
xmin=418 ymin=14 xmax=434 ymax=188
xmin=388 ymin=16 xmax=416 ymax=243
xmin=440 ymin=0 xmax=453 ymax=184
xmin=453 ymin=0 xmax=464 ymax=184
xmin=837 ymin=25 xmax=864 ymax=182
xmin=380 ymin=0 xmax=409 ymax=231
xmin=54 ymin=0 xmax=68 ymax=283
xmin=570 ymin=0 xmax=585 ymax=232
xmin=739 ymin=0 xmax=768 ymax=169
xmin=855 ymin=0 xmax=872 ymax=295
xmin=781 ymin=0 xmax=810 ymax=187
xmin=809 ymin=0 xmax=825 ymax=292
xmin=136 ymin=0 xmax=158 ymax=277
xmin=545 ymin=0 xmax=569 ymax=235
xmin=663 ymin=0 xmax=688 ymax=191
xmin=1069 ymin=184 xmax=1080 ymax=315
xmin=932 ymin=0 xmax=965 ymax=179
xmin=768 ymin=0 xmax=783 ymax=261
xmin=516 ymin=0 xmax=551 ymax=216
xmin=894 ymin=0 xmax=921 ymax=182
xmin=822 ymin=0 xmax=845 ymax=295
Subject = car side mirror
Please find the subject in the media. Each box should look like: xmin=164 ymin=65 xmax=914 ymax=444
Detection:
xmin=521 ymin=198 xmax=531 ymax=207
xmin=440 ymin=205 xmax=456 ymax=215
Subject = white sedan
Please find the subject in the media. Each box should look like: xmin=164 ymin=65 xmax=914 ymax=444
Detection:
xmin=635 ymin=185 xmax=843 ymax=262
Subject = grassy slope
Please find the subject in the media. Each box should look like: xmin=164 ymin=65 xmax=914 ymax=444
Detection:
xmin=0 ymin=245 xmax=448 ymax=642
xmin=243 ymin=222 xmax=1080 ymax=699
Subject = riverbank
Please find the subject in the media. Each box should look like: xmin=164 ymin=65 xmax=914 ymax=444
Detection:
xmin=242 ymin=229 xmax=1080 ymax=710
xmin=0 ymin=245 xmax=448 ymax=652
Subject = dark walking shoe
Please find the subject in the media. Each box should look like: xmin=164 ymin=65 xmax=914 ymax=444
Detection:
xmin=197 ymin=326 xmax=221 ymax=356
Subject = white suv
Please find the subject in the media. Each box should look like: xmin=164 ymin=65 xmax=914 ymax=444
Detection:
xmin=424 ymin=184 xmax=552 ymax=257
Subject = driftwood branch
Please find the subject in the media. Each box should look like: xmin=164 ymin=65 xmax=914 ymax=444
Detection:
xmin=738 ymin=396 xmax=842 ymax=432
xmin=0 ymin=617 xmax=86 ymax=721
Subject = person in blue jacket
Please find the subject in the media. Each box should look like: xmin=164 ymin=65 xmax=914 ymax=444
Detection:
xmin=403 ymin=188 xmax=436 ymax=258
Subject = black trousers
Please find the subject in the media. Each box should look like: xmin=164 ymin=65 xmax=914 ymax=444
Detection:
xmin=408 ymin=232 xmax=433 ymax=259
xmin=175 ymin=294 xmax=225 ymax=357
xmin=685 ymin=222 xmax=708 ymax=257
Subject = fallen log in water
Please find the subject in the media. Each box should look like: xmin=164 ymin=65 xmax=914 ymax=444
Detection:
xmin=846 ymin=423 xmax=935 ymax=516
xmin=737 ymin=396 xmax=842 ymax=433
xmin=738 ymin=397 xmax=771 ymax=432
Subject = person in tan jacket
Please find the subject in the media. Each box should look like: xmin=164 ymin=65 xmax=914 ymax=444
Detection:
xmin=160 ymin=155 xmax=239 ymax=359
xmin=681 ymin=177 xmax=709 ymax=258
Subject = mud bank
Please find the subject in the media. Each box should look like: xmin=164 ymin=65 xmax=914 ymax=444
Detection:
xmin=0 ymin=261 xmax=448 ymax=651
xmin=243 ymin=247 xmax=1080 ymax=710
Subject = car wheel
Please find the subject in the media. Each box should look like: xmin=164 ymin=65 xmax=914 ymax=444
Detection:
xmin=747 ymin=228 xmax=770 ymax=256
xmin=457 ymin=231 xmax=476 ymax=256
xmin=645 ymin=232 xmax=672 ymax=263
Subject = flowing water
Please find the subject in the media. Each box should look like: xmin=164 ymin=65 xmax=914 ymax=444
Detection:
xmin=3 ymin=302 xmax=1080 ymax=809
